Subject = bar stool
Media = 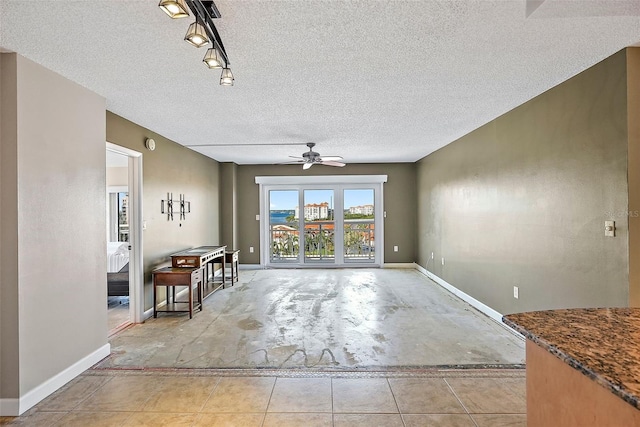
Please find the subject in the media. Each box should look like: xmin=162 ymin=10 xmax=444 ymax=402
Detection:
xmin=225 ymin=249 xmax=240 ymax=285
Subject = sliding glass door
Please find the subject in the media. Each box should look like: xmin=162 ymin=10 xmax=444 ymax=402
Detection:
xmin=269 ymin=190 xmax=299 ymax=263
xmin=303 ymin=189 xmax=335 ymax=263
xmin=261 ymin=176 xmax=386 ymax=267
xmin=343 ymin=189 xmax=375 ymax=263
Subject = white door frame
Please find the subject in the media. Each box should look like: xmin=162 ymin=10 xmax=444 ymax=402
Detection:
xmin=256 ymin=175 xmax=387 ymax=268
xmin=106 ymin=142 xmax=144 ymax=323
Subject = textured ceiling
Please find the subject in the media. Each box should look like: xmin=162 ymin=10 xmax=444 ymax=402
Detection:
xmin=1 ymin=0 xmax=640 ymax=165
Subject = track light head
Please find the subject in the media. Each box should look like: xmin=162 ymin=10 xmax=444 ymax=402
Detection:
xmin=158 ymin=0 xmax=190 ymax=18
xmin=185 ymin=21 xmax=209 ymax=47
xmin=220 ymin=67 xmax=234 ymax=86
xmin=203 ymin=47 xmax=224 ymax=69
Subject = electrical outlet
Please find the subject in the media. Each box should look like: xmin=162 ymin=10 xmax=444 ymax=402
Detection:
xmin=514 ymin=286 xmax=519 ymax=299
xmin=249 ymin=246 xmax=254 ymax=253
xmin=393 ymin=245 xmax=399 ymax=252
xmin=441 ymin=257 xmax=445 ymax=266
xmin=431 ymin=252 xmax=434 ymax=259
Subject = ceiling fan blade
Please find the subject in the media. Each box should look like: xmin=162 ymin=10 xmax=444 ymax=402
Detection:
xmin=303 ymin=162 xmax=313 ymax=170
xmin=275 ymin=160 xmax=305 ymax=165
xmin=288 ymin=155 xmax=304 ymax=159
xmin=320 ymin=160 xmax=346 ymax=167
xmin=318 ymin=156 xmax=343 ymax=161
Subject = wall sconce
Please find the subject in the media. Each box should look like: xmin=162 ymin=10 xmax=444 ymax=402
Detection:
xmin=161 ymin=192 xmax=174 ymax=220
xmin=180 ymin=194 xmax=191 ymax=220
xmin=158 ymin=0 xmax=234 ymax=86
xmin=161 ymin=193 xmax=191 ymax=221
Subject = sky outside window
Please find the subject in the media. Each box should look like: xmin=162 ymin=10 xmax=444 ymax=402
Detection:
xmin=270 ymin=189 xmax=374 ymax=210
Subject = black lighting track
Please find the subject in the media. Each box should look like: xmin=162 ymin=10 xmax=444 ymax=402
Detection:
xmin=185 ymin=0 xmax=230 ymax=67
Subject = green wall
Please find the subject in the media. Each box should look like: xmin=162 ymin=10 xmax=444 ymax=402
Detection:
xmin=106 ymin=112 xmax=221 ymax=310
xmin=235 ymin=163 xmax=417 ymax=264
xmin=416 ymin=50 xmax=630 ymax=314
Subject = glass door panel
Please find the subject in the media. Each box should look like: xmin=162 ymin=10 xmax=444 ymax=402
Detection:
xmin=269 ymin=190 xmax=300 ymax=263
xmin=303 ymin=189 xmax=335 ymax=263
xmin=344 ymin=189 xmax=375 ymax=263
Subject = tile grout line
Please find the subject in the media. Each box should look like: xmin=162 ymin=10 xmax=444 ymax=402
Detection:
xmin=260 ymin=376 xmax=278 ymax=427
xmin=330 ymin=377 xmax=335 ymax=427
xmin=330 ymin=378 xmax=336 ymax=427
xmin=385 ymin=378 xmax=407 ymax=427
xmin=197 ymin=376 xmax=221 ymax=413
xmin=443 ymin=378 xmax=479 ymax=427
xmin=63 ymin=375 xmax=116 ymax=414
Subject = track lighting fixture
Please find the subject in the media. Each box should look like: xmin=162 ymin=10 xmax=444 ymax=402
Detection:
xmin=159 ymin=0 xmax=234 ymax=86
xmin=220 ymin=68 xmax=234 ymax=86
xmin=158 ymin=0 xmax=190 ymax=18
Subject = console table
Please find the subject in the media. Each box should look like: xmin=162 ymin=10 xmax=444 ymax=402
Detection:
xmin=171 ymin=245 xmax=226 ymax=299
xmin=225 ymin=249 xmax=240 ymax=285
xmin=152 ymin=266 xmax=202 ymax=319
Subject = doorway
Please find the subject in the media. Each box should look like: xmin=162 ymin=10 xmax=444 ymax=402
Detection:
xmin=258 ymin=175 xmax=387 ymax=267
xmin=106 ymin=143 xmax=143 ymax=332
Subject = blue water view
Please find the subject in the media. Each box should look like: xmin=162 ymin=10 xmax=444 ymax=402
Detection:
xmin=270 ymin=210 xmax=295 ymax=224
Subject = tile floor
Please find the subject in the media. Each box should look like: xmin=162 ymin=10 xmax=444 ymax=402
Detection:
xmin=0 ymin=369 xmax=526 ymax=426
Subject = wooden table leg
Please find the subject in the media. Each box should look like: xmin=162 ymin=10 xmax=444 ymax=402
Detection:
xmin=153 ymin=277 xmax=157 ymax=318
xmin=221 ymin=256 xmax=226 ymax=289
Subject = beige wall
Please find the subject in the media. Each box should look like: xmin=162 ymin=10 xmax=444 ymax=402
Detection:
xmin=417 ymin=49 xmax=630 ymax=314
xmin=106 ymin=112 xmax=220 ymax=310
xmin=1 ymin=53 xmax=107 ymax=403
xmin=1 ymin=52 xmax=20 ymax=400
xmin=235 ymin=163 xmax=416 ymax=264
xmin=219 ymin=162 xmax=238 ymax=249
xmin=627 ymin=48 xmax=640 ymax=306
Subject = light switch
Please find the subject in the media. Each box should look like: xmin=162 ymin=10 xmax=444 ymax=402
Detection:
xmin=255 ymin=214 xmax=260 ymax=221
xmin=605 ymin=220 xmax=615 ymax=237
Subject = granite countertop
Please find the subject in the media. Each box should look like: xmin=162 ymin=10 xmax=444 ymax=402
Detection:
xmin=503 ymin=308 xmax=640 ymax=409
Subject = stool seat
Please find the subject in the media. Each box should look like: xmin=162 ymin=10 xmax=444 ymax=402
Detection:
xmin=225 ymin=249 xmax=240 ymax=285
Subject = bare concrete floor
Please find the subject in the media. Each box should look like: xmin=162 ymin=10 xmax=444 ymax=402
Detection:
xmin=98 ymin=269 xmax=525 ymax=370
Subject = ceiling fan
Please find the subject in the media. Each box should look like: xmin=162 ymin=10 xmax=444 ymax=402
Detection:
xmin=286 ymin=143 xmax=346 ymax=170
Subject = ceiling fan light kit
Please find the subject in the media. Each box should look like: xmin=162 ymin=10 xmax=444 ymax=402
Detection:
xmin=158 ymin=0 xmax=233 ymax=86
xmin=286 ymin=143 xmax=346 ymax=170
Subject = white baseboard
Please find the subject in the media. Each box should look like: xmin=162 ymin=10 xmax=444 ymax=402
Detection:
xmin=239 ymin=264 xmax=262 ymax=270
xmin=0 ymin=343 xmax=111 ymax=416
xmin=415 ymin=265 xmax=504 ymax=324
xmin=384 ymin=262 xmax=418 ymax=269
